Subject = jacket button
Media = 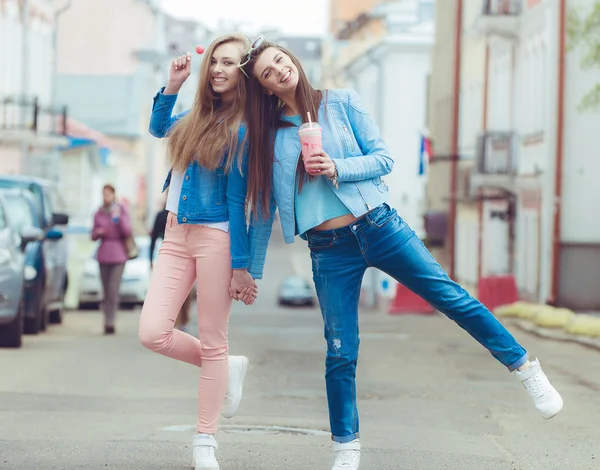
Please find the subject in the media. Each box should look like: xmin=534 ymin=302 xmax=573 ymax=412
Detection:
xmin=182 ymin=217 xmax=187 ymax=222
xmin=182 ymin=195 xmax=187 ymax=200
xmin=185 ymin=175 xmax=190 ymax=180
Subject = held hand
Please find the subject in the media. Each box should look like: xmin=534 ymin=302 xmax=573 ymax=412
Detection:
xmin=239 ymin=286 xmax=257 ymax=306
xmin=165 ymin=52 xmax=193 ymax=94
xmin=229 ymin=269 xmax=258 ymax=305
xmin=304 ymin=150 xmax=336 ymax=177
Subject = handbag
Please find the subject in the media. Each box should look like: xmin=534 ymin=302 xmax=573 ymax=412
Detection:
xmin=124 ymin=234 xmax=138 ymax=260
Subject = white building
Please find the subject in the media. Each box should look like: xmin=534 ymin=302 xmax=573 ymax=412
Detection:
xmin=0 ymin=0 xmax=69 ymax=176
xmin=429 ymin=0 xmax=600 ymax=311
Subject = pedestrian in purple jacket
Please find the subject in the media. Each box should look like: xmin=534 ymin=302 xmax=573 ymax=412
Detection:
xmin=91 ymin=184 xmax=132 ymax=334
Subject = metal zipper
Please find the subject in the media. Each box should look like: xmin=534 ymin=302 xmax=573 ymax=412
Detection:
xmin=355 ymin=182 xmax=371 ymax=210
xmin=290 ymin=137 xmax=300 ymax=230
xmin=342 ymin=124 xmax=355 ymax=152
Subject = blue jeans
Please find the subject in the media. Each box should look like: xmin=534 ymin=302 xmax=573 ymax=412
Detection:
xmin=306 ymin=204 xmax=528 ymax=443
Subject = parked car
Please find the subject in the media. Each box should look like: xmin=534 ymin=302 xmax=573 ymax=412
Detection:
xmin=278 ymin=275 xmax=315 ymax=307
xmin=0 ymin=176 xmax=69 ymax=325
xmin=78 ymin=236 xmax=160 ymax=309
xmin=0 ymin=188 xmax=62 ymax=334
xmin=0 ymin=192 xmax=44 ymax=347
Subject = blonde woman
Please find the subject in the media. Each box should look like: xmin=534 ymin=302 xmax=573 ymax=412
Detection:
xmin=139 ymin=34 xmax=255 ymax=470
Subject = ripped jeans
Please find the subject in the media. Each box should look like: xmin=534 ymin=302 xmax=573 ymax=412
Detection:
xmin=307 ymin=203 xmax=528 ymax=443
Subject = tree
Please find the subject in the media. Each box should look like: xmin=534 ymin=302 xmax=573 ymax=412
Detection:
xmin=567 ymin=2 xmax=600 ymax=111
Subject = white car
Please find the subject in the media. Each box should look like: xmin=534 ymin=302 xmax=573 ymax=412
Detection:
xmin=78 ymin=236 xmax=160 ymax=309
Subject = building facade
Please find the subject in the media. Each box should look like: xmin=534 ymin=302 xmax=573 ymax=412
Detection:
xmin=428 ymin=0 xmax=600 ymax=310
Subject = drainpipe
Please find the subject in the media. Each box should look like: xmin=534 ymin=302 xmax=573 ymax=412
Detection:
xmin=449 ymin=0 xmax=463 ymax=279
xmin=52 ymin=0 xmax=73 ymax=130
xmin=477 ymin=44 xmax=490 ymax=282
xmin=21 ymin=0 xmax=30 ymax=101
xmin=550 ymin=0 xmax=566 ymax=305
xmin=50 ymin=0 xmax=73 ymax=135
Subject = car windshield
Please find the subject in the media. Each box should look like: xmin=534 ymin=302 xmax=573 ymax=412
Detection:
xmin=284 ymin=278 xmax=310 ymax=289
xmin=2 ymin=194 xmax=37 ymax=232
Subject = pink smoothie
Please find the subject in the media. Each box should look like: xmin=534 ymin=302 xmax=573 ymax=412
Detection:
xmin=298 ymin=122 xmax=322 ymax=173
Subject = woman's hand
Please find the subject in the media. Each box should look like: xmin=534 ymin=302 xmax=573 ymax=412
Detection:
xmin=304 ymin=150 xmax=336 ymax=177
xmin=229 ymin=269 xmax=258 ymax=305
xmin=164 ymin=51 xmax=196 ymax=95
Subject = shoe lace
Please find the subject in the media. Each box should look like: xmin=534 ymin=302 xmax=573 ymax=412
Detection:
xmin=336 ymin=449 xmax=360 ymax=467
xmin=194 ymin=444 xmax=215 ymax=459
xmin=523 ymin=374 xmax=547 ymax=399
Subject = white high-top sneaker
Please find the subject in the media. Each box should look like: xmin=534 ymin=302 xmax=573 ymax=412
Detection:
xmin=221 ymin=355 xmax=249 ymax=419
xmin=516 ymin=358 xmax=563 ymax=419
xmin=192 ymin=434 xmax=219 ymax=470
xmin=332 ymin=439 xmax=361 ymax=470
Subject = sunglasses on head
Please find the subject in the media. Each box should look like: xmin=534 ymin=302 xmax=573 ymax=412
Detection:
xmin=237 ymin=35 xmax=265 ymax=78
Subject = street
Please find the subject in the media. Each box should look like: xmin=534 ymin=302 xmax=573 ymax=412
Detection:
xmin=1 ymin=233 xmax=599 ymax=470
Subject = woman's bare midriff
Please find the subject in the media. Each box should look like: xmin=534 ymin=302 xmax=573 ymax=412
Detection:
xmin=312 ymin=213 xmax=362 ymax=231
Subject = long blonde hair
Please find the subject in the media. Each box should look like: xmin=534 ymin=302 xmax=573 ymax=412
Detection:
xmin=167 ymin=34 xmax=251 ymax=173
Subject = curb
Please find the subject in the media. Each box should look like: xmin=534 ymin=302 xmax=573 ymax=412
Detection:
xmin=504 ymin=318 xmax=600 ymax=352
xmin=495 ymin=302 xmax=600 ymax=351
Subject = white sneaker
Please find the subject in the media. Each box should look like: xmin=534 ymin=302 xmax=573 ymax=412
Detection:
xmin=516 ymin=358 xmax=563 ymax=419
xmin=221 ymin=355 xmax=249 ymax=419
xmin=332 ymin=439 xmax=361 ymax=470
xmin=192 ymin=434 xmax=219 ymax=470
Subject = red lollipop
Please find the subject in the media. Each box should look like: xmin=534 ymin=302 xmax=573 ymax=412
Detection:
xmin=195 ymin=46 xmax=205 ymax=55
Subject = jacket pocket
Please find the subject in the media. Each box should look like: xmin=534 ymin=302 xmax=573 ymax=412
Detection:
xmin=213 ymin=169 xmax=226 ymax=206
xmin=373 ymin=177 xmax=388 ymax=193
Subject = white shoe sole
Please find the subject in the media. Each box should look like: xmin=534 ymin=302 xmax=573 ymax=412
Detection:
xmin=222 ymin=356 xmax=249 ymax=419
xmin=193 ymin=458 xmax=219 ymax=470
xmin=541 ymin=397 xmax=564 ymax=420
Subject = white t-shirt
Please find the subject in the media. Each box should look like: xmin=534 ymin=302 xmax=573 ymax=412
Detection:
xmin=166 ymin=170 xmax=229 ymax=232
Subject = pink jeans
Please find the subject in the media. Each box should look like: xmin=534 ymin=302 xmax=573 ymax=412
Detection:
xmin=139 ymin=213 xmax=232 ymax=434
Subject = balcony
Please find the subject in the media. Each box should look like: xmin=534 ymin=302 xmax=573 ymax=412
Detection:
xmin=0 ymin=96 xmax=68 ymax=147
xmin=471 ymin=0 xmax=522 ymax=39
xmin=471 ymin=131 xmax=519 ymax=190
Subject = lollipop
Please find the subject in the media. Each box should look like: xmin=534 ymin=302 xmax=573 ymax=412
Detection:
xmin=195 ymin=46 xmax=205 ymax=55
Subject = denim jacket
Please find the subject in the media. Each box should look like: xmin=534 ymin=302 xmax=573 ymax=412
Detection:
xmin=149 ymin=88 xmax=249 ymax=270
xmin=247 ymin=89 xmax=394 ymax=279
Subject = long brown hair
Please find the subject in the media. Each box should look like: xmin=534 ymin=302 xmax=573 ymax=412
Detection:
xmin=167 ymin=34 xmax=251 ymax=173
xmin=242 ymin=40 xmax=324 ymax=217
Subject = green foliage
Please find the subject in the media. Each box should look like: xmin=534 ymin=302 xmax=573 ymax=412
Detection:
xmin=567 ymin=2 xmax=600 ymax=111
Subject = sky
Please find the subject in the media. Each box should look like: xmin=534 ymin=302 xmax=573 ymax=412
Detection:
xmin=161 ymin=0 xmax=329 ymax=37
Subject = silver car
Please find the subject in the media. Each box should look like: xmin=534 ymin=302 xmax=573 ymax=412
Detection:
xmin=278 ymin=276 xmax=315 ymax=307
xmin=0 ymin=193 xmax=44 ymax=347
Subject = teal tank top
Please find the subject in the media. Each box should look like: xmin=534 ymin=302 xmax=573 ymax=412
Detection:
xmin=281 ymin=114 xmax=351 ymax=235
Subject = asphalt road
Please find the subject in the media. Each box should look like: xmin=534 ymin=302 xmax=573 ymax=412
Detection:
xmin=1 ymin=228 xmax=599 ymax=469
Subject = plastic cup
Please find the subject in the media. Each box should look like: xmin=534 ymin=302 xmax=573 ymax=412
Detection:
xmin=298 ymin=122 xmax=322 ymax=173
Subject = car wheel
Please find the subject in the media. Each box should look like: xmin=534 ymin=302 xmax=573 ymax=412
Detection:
xmin=24 ymin=295 xmax=45 ymax=335
xmin=23 ymin=307 xmax=42 ymax=335
xmin=49 ymin=280 xmax=67 ymax=324
xmin=0 ymin=299 xmax=23 ymax=348
xmin=78 ymin=302 xmax=99 ymax=311
xmin=48 ymin=305 xmax=63 ymax=324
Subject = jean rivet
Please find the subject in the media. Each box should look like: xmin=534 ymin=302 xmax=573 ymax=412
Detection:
xmin=352 ymin=225 xmax=357 ymax=230
xmin=182 ymin=217 xmax=187 ymax=222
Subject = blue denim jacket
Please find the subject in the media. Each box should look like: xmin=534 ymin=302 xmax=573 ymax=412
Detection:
xmin=149 ymin=88 xmax=249 ymax=270
xmin=247 ymin=89 xmax=394 ymax=279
